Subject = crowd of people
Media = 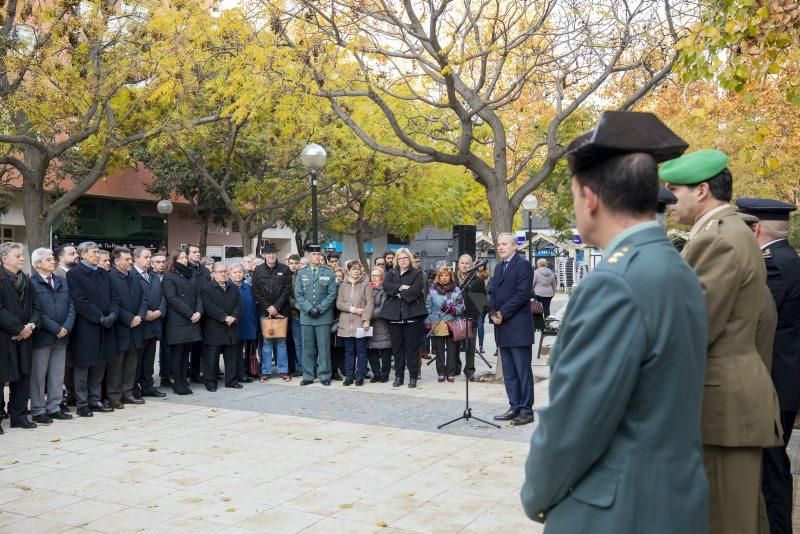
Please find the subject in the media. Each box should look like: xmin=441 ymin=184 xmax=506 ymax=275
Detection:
xmin=0 ymin=237 xmax=533 ymax=432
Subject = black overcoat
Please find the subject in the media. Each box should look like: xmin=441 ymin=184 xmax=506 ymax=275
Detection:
xmin=134 ymin=269 xmax=167 ymax=341
xmin=0 ymin=268 xmax=41 ymax=382
xmin=67 ymin=262 xmax=119 ymax=366
xmin=200 ymin=280 xmax=241 ymax=346
xmin=380 ymin=267 xmax=427 ymax=321
xmin=109 ymin=266 xmax=148 ymax=352
xmin=765 ymin=239 xmax=800 ymax=411
xmin=162 ymin=269 xmax=203 ymax=346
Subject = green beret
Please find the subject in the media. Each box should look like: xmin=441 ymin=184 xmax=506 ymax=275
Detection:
xmin=659 ymin=149 xmax=729 ymax=185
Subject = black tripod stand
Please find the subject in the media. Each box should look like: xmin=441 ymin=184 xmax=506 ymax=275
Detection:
xmin=432 ymin=267 xmax=500 ymax=430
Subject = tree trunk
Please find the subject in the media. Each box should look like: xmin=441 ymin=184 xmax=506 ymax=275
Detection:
xmin=294 ymin=231 xmax=305 ymax=255
xmin=198 ymin=215 xmax=209 ymax=256
xmin=240 ymin=218 xmax=254 ymax=255
xmin=20 ymin=155 xmax=50 ymax=251
xmin=354 ymin=230 xmax=369 ymax=266
xmin=486 ymin=182 xmax=514 ymax=238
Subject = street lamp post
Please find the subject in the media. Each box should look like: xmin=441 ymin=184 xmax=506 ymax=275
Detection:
xmin=300 ymin=143 xmax=328 ymax=244
xmin=157 ymin=199 xmax=173 ymax=250
xmin=522 ymin=194 xmax=538 ymax=264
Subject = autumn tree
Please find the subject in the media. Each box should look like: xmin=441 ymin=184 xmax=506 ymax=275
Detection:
xmin=259 ymin=0 xmax=691 ymax=236
xmin=0 ymin=0 xmax=227 ymax=250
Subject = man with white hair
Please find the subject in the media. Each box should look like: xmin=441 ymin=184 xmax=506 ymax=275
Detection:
xmin=29 ymin=248 xmax=75 ymax=424
xmin=0 ymin=242 xmax=41 ymax=431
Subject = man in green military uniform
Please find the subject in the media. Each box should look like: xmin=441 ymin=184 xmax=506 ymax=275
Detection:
xmin=661 ymin=150 xmax=783 ymax=534
xmin=294 ymin=244 xmax=338 ymax=386
xmin=521 ymin=112 xmax=710 ymax=533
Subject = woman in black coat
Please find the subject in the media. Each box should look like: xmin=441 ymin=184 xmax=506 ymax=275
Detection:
xmin=161 ymin=250 xmax=203 ymax=395
xmin=381 ymin=248 xmax=428 ymax=388
xmin=200 ymin=263 xmax=242 ymax=391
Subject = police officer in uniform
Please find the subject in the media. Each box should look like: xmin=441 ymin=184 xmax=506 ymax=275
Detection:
xmin=521 ymin=112 xmax=710 ymax=532
xmin=661 ymin=150 xmax=783 ymax=534
xmin=295 ymin=244 xmax=338 ymax=386
xmin=737 ymin=198 xmax=800 ymax=534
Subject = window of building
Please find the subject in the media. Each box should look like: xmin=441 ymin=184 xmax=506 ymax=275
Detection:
xmin=0 ymin=226 xmax=14 ymax=243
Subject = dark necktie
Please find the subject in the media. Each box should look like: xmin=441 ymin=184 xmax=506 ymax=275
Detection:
xmin=142 ymin=270 xmax=149 ymax=283
xmin=47 ymin=276 xmax=54 ymax=289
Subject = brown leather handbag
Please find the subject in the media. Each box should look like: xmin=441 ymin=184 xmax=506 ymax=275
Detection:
xmin=530 ymin=299 xmax=544 ymax=315
xmin=260 ymin=316 xmax=288 ymax=338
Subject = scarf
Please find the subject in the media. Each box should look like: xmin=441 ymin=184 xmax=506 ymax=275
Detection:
xmin=174 ymin=262 xmax=195 ymax=279
xmin=433 ymin=280 xmax=455 ymax=294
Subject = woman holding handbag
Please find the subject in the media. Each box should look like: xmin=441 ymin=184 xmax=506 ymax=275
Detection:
xmin=336 ymin=260 xmax=374 ymax=386
xmin=425 ymin=267 xmax=465 ymax=383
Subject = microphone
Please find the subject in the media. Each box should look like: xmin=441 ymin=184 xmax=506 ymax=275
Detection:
xmin=465 ymin=259 xmax=488 ymax=273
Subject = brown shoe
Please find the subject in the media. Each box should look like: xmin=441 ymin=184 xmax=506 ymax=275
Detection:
xmin=511 ymin=413 xmax=535 ymax=426
xmin=122 ymin=397 xmax=145 ymax=405
xmin=109 ymin=399 xmax=124 ymax=410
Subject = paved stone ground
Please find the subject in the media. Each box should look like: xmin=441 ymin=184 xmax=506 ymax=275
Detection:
xmin=0 ymin=300 xmax=569 ymax=533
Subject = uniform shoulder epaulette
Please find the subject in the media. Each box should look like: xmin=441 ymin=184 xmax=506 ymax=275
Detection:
xmin=606 ymin=246 xmax=631 ymax=265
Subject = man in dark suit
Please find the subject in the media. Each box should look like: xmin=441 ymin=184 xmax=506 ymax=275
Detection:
xmin=737 ymin=198 xmax=800 ymax=534
xmin=132 ymin=247 xmax=167 ymax=398
xmin=107 ymin=247 xmax=147 ymax=409
xmin=488 ymin=232 xmax=535 ymax=426
xmin=53 ymin=244 xmax=78 ymax=410
xmin=67 ymin=242 xmax=118 ymax=417
xmin=185 ymin=244 xmax=209 ymax=383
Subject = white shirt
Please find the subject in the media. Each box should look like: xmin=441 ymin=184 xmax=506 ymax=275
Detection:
xmin=760 ymin=238 xmax=786 ymax=250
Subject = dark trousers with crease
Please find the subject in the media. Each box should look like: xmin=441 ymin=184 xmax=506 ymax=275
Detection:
xmin=204 ymin=345 xmax=239 ymax=387
xmin=8 ymin=375 xmax=31 ymax=425
xmin=171 ymin=343 xmax=192 ymax=391
xmin=159 ymin=342 xmax=171 ymax=381
xmin=762 ymin=409 xmax=797 ymax=534
xmin=499 ymin=345 xmax=533 ymax=415
xmin=389 ymin=321 xmax=423 ymax=380
xmin=368 ymin=348 xmax=392 ymax=380
xmin=432 ymin=335 xmax=460 ymax=377
xmin=136 ymin=337 xmax=158 ymax=393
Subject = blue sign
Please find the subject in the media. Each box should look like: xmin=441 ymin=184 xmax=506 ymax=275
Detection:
xmin=571 ymin=235 xmax=582 ymax=244
xmin=517 ymin=235 xmax=526 ymax=245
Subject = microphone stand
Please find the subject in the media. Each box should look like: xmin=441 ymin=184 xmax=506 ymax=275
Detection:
xmin=430 ymin=266 xmax=499 ymax=430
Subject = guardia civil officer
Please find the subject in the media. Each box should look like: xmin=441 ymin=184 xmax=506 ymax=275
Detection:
xmin=737 ymin=198 xmax=800 ymax=534
xmin=521 ymin=112 xmax=710 ymax=533
xmin=295 ymin=244 xmax=338 ymax=386
xmin=661 ymin=150 xmax=783 ymax=533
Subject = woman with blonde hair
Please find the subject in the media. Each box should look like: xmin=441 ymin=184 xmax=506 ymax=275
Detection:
xmin=381 ymin=247 xmax=427 ymax=388
xmin=426 ymin=267 xmax=464 ymax=382
xmin=336 ymin=260 xmax=373 ymax=386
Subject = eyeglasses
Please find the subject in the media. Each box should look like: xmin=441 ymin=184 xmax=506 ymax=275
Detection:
xmin=214 ymin=270 xmax=228 ymax=274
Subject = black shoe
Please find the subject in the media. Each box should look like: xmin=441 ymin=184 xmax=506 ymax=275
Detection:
xmin=225 ymin=384 xmax=243 ymax=389
xmin=343 ymin=378 xmax=353 ymax=386
xmin=393 ymin=377 xmax=403 ymax=387
xmin=379 ymin=377 xmax=389 ymax=383
xmin=355 ymin=379 xmax=364 ymax=387
xmin=11 ymin=419 xmax=37 ymax=429
xmin=321 ymin=380 xmax=331 ymax=386
xmin=77 ymin=406 xmax=94 ymax=417
xmin=365 ymin=373 xmax=372 ymax=379
xmin=300 ymin=380 xmax=314 ymax=386
xmin=408 ymin=378 xmax=417 ymax=389
xmin=205 ymin=384 xmax=217 ymax=392
xmin=47 ymin=411 xmax=73 ymax=420
xmin=239 ymin=376 xmax=253 ymax=383
xmin=59 ymin=402 xmax=71 ymax=413
xmin=511 ymin=413 xmax=535 ymax=426
xmin=141 ymin=388 xmax=166 ymax=398
xmin=292 ymin=371 xmax=303 ymax=378
xmin=173 ymin=386 xmax=193 ymax=395
xmin=32 ymin=414 xmax=53 ymax=425
xmin=493 ymin=409 xmax=519 ymax=421
xmin=90 ymin=402 xmax=113 ymax=413
xmin=331 ymin=374 xmax=343 ymax=381
xmin=465 ymin=373 xmax=475 ymax=382
xmin=369 ymin=377 xmax=380 ymax=384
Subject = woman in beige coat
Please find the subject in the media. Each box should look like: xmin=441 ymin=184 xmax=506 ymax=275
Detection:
xmin=336 ymin=260 xmax=374 ymax=386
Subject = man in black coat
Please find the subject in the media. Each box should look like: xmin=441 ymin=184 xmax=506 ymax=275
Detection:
xmin=132 ymin=247 xmax=167 ymax=398
xmin=107 ymin=247 xmax=147 ymax=409
xmin=200 ymin=263 xmax=242 ymax=391
xmin=737 ymin=198 xmax=800 ymax=534
xmin=185 ymin=244 xmax=209 ymax=382
xmin=251 ymin=243 xmax=292 ymax=378
xmin=0 ymin=242 xmax=41 ymax=431
xmin=67 ymin=242 xmax=119 ymax=417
